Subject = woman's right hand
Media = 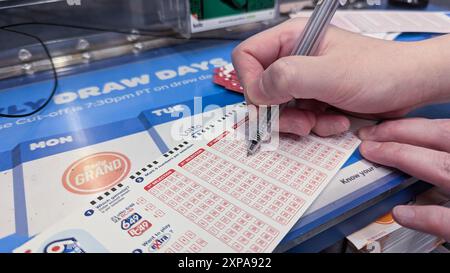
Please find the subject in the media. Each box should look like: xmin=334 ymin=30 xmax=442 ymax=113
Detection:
xmin=232 ymin=18 xmax=450 ymax=137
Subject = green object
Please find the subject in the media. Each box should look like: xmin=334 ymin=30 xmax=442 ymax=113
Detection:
xmin=190 ymin=0 xmax=203 ymax=19
xmin=190 ymin=0 xmax=275 ymax=20
xmin=248 ymin=0 xmax=275 ymax=11
xmin=231 ymin=0 xmax=248 ymax=9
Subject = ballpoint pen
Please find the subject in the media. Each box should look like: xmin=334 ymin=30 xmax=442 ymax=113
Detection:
xmin=247 ymin=0 xmax=344 ymax=156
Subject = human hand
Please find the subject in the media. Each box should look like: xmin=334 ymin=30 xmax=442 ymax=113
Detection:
xmin=359 ymin=118 xmax=450 ymax=241
xmin=232 ymin=18 xmax=450 ymax=137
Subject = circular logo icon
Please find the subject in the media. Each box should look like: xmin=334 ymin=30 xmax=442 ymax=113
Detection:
xmin=84 ymin=209 xmax=94 ymax=217
xmin=135 ymin=177 xmax=144 ymax=183
xmin=375 ymin=212 xmax=395 ymax=225
xmin=62 ymin=152 xmax=131 ymax=195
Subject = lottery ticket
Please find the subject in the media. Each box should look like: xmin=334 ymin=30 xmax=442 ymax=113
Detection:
xmin=213 ymin=64 xmax=244 ymax=93
xmin=16 ymin=130 xmax=160 ymax=237
xmin=16 ymin=103 xmax=362 ymax=253
xmin=136 ymin=99 xmax=384 ymax=222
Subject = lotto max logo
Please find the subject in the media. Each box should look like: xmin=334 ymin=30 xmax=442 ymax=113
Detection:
xmin=44 ymin=238 xmax=85 ymax=253
xmin=62 ymin=152 xmax=131 ymax=194
xmin=148 ymin=234 xmax=171 ymax=252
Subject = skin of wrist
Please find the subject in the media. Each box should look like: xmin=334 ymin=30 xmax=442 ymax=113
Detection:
xmin=402 ymin=35 xmax=450 ymax=105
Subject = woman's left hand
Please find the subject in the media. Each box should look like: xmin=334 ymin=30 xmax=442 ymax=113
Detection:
xmin=359 ymin=118 xmax=450 ymax=241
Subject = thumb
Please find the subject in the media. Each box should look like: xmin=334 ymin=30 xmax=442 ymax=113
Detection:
xmin=393 ymin=205 xmax=450 ymax=242
xmin=246 ymin=55 xmax=343 ymax=106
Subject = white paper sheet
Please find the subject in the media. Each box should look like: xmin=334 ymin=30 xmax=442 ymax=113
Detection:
xmin=15 ymin=103 xmax=362 ymax=253
xmin=0 ymin=169 xmax=15 ymax=239
xmin=19 ymin=132 xmax=160 ymax=236
xmin=291 ymin=11 xmax=450 ymax=34
xmin=146 ymin=104 xmax=395 ymax=224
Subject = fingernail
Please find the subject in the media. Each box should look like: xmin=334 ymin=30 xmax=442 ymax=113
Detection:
xmin=393 ymin=206 xmax=416 ymax=224
xmin=305 ymin=111 xmax=317 ymax=128
xmin=360 ymin=141 xmax=381 ymax=154
xmin=246 ymin=77 xmax=266 ymax=105
xmin=358 ymin=126 xmax=376 ymax=140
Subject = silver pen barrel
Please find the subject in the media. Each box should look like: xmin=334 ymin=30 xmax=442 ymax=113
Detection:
xmin=291 ymin=0 xmax=341 ymax=56
xmin=247 ymin=0 xmax=341 ymax=156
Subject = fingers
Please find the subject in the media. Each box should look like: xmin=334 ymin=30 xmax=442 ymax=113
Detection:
xmin=393 ymin=205 xmax=450 ymax=241
xmin=360 ymin=141 xmax=450 ymax=192
xmin=278 ymin=108 xmax=316 ymax=136
xmin=232 ymin=18 xmax=308 ymax=103
xmin=278 ymin=108 xmax=350 ymax=137
xmin=359 ymin=118 xmax=450 ymax=241
xmin=359 ymin=118 xmax=450 ymax=152
xmin=246 ymin=55 xmax=342 ymax=106
xmin=313 ymin=114 xmax=350 ymax=137
xmin=340 ymin=107 xmax=414 ymax=120
xmin=298 ymin=100 xmax=353 ymax=135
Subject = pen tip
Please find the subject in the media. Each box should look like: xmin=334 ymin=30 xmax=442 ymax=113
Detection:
xmin=247 ymin=140 xmax=260 ymax=157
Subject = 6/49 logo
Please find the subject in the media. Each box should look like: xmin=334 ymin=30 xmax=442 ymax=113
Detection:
xmin=121 ymin=213 xmax=142 ymax=230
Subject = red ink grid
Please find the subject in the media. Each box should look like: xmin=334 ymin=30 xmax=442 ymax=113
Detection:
xmin=209 ymin=138 xmax=327 ymax=196
xmin=312 ymin=132 xmax=359 ymax=150
xmin=164 ymin=230 xmax=208 ymax=253
xmin=146 ymin=170 xmax=279 ymax=253
xmin=278 ymin=136 xmax=346 ymax=171
xmin=181 ymin=149 xmax=305 ymax=225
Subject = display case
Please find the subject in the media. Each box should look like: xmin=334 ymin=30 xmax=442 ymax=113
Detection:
xmin=158 ymin=0 xmax=280 ymax=37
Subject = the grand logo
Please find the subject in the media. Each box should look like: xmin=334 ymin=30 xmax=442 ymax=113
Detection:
xmin=63 ymin=152 xmax=131 ymax=195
